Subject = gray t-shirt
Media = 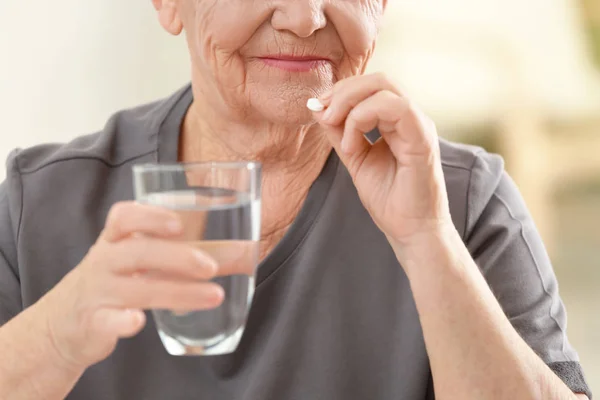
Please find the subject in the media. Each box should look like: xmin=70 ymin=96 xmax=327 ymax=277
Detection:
xmin=0 ymin=86 xmax=591 ymax=399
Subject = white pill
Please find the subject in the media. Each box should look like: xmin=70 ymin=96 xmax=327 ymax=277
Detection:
xmin=306 ymin=98 xmax=325 ymax=112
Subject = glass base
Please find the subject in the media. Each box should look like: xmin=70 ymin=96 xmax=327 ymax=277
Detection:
xmin=158 ymin=326 xmax=245 ymax=356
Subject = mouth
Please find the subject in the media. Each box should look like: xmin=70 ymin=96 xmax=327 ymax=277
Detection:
xmin=257 ymin=55 xmax=331 ymax=72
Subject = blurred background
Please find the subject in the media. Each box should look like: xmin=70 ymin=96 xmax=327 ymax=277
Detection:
xmin=0 ymin=0 xmax=598 ymax=391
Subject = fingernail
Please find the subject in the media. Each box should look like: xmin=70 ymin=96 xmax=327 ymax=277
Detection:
xmin=126 ymin=309 xmax=145 ymax=325
xmin=209 ymin=285 xmax=225 ymax=306
xmin=194 ymin=251 xmax=218 ymax=274
xmin=166 ymin=219 xmax=182 ymax=233
xmin=214 ymin=286 xmax=225 ymax=302
xmin=322 ymin=107 xmax=333 ymax=122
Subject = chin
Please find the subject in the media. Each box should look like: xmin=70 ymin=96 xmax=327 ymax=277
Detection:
xmin=245 ymin=68 xmax=331 ymax=120
xmin=249 ymin=88 xmax=323 ymax=126
xmin=258 ymin=103 xmax=315 ymax=127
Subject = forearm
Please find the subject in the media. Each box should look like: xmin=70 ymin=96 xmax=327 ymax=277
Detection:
xmin=394 ymin=227 xmax=579 ymax=400
xmin=0 ymin=301 xmax=83 ymax=399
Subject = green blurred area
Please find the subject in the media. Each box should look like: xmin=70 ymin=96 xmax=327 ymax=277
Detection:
xmin=582 ymin=0 xmax=600 ymax=65
xmin=590 ymin=26 xmax=600 ymax=65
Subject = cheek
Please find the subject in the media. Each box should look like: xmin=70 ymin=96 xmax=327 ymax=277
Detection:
xmin=183 ymin=0 xmax=269 ymax=58
xmin=327 ymin=0 xmax=384 ymax=72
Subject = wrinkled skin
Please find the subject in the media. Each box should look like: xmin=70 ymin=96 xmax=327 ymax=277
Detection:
xmin=153 ymin=0 xmax=452 ymax=251
xmin=167 ymin=0 xmax=385 ymax=126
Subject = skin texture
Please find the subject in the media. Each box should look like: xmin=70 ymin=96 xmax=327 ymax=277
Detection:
xmin=166 ymin=0 xmax=386 ymax=256
xmin=0 ymin=1 xmax=588 ymax=399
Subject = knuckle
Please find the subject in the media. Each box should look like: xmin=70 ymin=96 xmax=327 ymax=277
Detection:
xmin=331 ymin=79 xmax=345 ymax=94
xmin=110 ymin=238 xmax=145 ymax=271
xmin=374 ymin=71 xmax=389 ymax=85
xmin=347 ymin=107 xmax=364 ymax=124
xmin=176 ymin=245 xmax=199 ymax=269
xmin=184 ymin=250 xmax=206 ymax=277
xmin=107 ymin=202 xmax=132 ymax=223
xmin=405 ymin=100 xmax=419 ymax=114
xmin=105 ymin=202 xmax=136 ymax=234
xmin=331 ymin=77 xmax=354 ymax=100
xmin=405 ymin=102 xmax=424 ymax=123
xmin=375 ymin=73 xmax=402 ymax=95
xmin=405 ymin=99 xmax=425 ymax=115
xmin=381 ymin=89 xmax=397 ymax=101
xmin=83 ymin=241 xmax=108 ymax=271
xmin=408 ymin=103 xmax=437 ymax=134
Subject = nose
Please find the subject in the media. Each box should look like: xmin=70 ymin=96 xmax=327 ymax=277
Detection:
xmin=270 ymin=0 xmax=327 ymax=38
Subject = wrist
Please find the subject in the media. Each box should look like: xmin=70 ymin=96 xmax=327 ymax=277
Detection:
xmin=389 ymin=223 xmax=468 ymax=278
xmin=0 ymin=299 xmax=85 ymax=399
xmin=34 ymin=296 xmax=87 ymax=376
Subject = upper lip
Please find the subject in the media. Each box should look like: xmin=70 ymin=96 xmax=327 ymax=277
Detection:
xmin=258 ymin=54 xmax=331 ymax=61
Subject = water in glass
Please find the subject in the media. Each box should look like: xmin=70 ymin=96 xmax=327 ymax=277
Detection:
xmin=138 ymin=188 xmax=260 ymax=356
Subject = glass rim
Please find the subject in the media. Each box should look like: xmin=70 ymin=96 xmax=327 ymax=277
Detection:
xmin=133 ymin=161 xmax=262 ymax=173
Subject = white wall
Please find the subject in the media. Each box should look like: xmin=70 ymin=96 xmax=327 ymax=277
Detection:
xmin=0 ymin=1 xmax=190 ymax=178
xmin=1 ymin=0 xmax=597 ymax=178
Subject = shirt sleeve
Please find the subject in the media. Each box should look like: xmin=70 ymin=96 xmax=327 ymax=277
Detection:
xmin=464 ymin=151 xmax=592 ymax=399
xmin=0 ymin=150 xmax=24 ymax=326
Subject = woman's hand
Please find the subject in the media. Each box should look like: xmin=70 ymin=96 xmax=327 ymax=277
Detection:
xmin=310 ymin=74 xmax=590 ymax=400
xmin=312 ymin=73 xmax=454 ymax=250
xmin=36 ymin=202 xmax=223 ymax=370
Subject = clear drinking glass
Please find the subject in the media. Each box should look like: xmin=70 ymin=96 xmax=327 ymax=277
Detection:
xmin=132 ymin=162 xmax=261 ymax=356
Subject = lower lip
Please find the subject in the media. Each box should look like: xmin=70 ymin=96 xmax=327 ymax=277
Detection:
xmin=259 ymin=58 xmax=327 ymax=72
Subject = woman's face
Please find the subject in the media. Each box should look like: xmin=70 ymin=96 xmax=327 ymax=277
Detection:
xmin=167 ymin=0 xmax=385 ymax=125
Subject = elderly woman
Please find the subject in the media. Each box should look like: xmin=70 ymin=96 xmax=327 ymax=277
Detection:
xmin=0 ymin=1 xmax=592 ymax=399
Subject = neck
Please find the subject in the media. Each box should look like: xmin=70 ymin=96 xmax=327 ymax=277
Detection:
xmin=180 ymin=99 xmax=332 ymax=256
xmin=180 ymin=99 xmax=331 ymax=175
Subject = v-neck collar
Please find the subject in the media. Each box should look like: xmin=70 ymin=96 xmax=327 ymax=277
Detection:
xmin=155 ymin=85 xmax=339 ymax=284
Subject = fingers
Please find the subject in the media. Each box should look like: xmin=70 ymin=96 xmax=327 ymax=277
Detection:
xmin=340 ymin=90 xmax=435 ymax=160
xmin=318 ymin=72 xmax=402 ymax=126
xmin=102 ymin=201 xmax=183 ymax=242
xmin=196 ymin=240 xmax=258 ymax=277
xmin=109 ymin=276 xmax=225 ymax=310
xmin=92 ymin=308 xmax=147 ymax=339
xmin=342 ymin=90 xmax=405 ymax=155
xmin=106 ymin=237 xmax=219 ymax=280
xmin=310 ymin=73 xmax=438 ymax=165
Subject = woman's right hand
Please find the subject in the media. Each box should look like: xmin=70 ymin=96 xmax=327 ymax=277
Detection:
xmin=34 ymin=201 xmax=224 ymax=371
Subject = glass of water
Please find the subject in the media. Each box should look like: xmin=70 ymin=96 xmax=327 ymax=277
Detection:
xmin=132 ymin=162 xmax=261 ymax=356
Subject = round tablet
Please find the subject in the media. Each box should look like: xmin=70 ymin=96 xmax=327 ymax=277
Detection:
xmin=306 ymin=98 xmax=325 ymax=112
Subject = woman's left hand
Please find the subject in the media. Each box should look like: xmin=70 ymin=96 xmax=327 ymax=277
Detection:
xmin=313 ymin=73 xmax=454 ymax=250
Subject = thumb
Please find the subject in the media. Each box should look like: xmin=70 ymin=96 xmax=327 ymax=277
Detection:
xmin=94 ymin=308 xmax=147 ymax=339
xmin=307 ymin=97 xmax=374 ymax=177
